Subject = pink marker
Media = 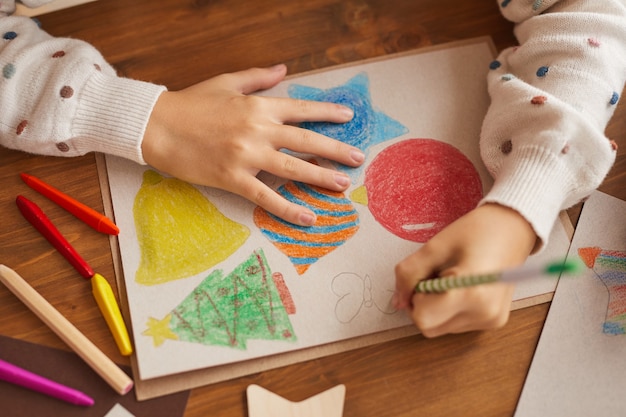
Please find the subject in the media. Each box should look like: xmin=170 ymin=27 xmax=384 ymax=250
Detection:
xmin=0 ymin=358 xmax=94 ymax=407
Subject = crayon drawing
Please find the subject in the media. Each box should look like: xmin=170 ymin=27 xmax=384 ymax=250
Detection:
xmin=515 ymin=192 xmax=626 ymax=417
xmin=105 ymin=40 xmax=573 ymax=382
xmin=253 ymin=177 xmax=360 ymax=275
xmin=133 ymin=170 xmax=249 ymax=285
xmin=288 ymin=72 xmax=408 ymax=181
xmin=578 ymin=247 xmax=626 ymax=335
xmin=353 ymin=138 xmax=483 ymax=242
xmin=142 ymin=249 xmax=296 ymax=349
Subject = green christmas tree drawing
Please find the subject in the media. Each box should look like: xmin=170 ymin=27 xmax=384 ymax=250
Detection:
xmin=143 ymin=249 xmax=297 ymax=349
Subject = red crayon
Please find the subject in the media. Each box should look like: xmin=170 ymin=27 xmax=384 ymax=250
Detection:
xmin=16 ymin=195 xmax=94 ymax=279
xmin=15 ymin=196 xmax=133 ymax=356
xmin=20 ymin=173 xmax=119 ymax=235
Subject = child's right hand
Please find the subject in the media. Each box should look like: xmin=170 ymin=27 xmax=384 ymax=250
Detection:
xmin=393 ymin=203 xmax=538 ymax=338
xmin=141 ymin=64 xmax=365 ymax=226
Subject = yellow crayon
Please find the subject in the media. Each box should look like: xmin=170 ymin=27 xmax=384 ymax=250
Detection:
xmin=0 ymin=265 xmax=133 ymax=395
xmin=91 ymin=274 xmax=133 ymax=356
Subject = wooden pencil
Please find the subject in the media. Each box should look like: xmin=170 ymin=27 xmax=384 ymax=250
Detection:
xmin=0 ymin=265 xmax=133 ymax=395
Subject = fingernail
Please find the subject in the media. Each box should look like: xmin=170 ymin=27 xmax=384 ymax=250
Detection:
xmin=334 ymin=174 xmax=350 ymax=187
xmin=271 ymin=63 xmax=286 ymax=72
xmin=392 ymin=292 xmax=401 ymax=309
xmin=340 ymin=106 xmax=354 ymax=119
xmin=392 ymin=291 xmax=410 ymax=310
xmin=299 ymin=212 xmax=316 ymax=226
xmin=350 ymin=149 xmax=365 ymax=164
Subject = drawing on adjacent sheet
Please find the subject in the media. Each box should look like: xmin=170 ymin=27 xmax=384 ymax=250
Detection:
xmin=142 ymin=249 xmax=297 ymax=348
xmin=579 ymin=247 xmax=626 ymax=335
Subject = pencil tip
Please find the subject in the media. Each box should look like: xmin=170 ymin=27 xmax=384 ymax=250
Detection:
xmin=545 ymin=259 xmax=583 ymax=275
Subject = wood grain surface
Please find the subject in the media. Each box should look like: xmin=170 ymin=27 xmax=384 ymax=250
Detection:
xmin=1 ymin=1 xmax=624 ymax=416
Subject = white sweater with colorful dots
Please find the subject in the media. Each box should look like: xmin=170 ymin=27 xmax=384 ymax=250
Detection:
xmin=482 ymin=0 xmax=626 ymax=249
xmin=1 ymin=0 xmax=625 ymax=250
xmin=0 ymin=3 xmax=166 ymax=164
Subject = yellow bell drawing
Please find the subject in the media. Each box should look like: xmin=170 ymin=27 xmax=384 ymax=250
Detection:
xmin=133 ymin=170 xmax=250 ymax=285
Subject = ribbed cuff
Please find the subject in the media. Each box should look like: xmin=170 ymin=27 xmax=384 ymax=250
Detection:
xmin=480 ymin=144 xmax=576 ymax=251
xmin=71 ymin=71 xmax=166 ymax=164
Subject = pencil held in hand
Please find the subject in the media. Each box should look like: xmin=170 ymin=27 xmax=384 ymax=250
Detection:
xmin=414 ymin=259 xmax=582 ymax=293
xmin=415 ymin=271 xmax=501 ymax=293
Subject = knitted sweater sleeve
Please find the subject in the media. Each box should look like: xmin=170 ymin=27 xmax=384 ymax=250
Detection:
xmin=481 ymin=0 xmax=626 ymax=250
xmin=0 ymin=13 xmax=166 ymax=164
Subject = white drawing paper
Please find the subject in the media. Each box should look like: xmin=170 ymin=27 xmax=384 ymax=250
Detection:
xmin=105 ymin=40 xmax=572 ymax=380
xmin=515 ymin=191 xmax=626 ymax=417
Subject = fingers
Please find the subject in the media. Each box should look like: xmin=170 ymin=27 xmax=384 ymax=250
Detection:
xmin=220 ymin=64 xmax=289 ymax=95
xmin=394 ymin=237 xmax=515 ymax=337
xmin=409 ymin=283 xmax=514 ymax=338
xmin=234 ymin=175 xmax=318 ymax=226
xmin=220 ymin=65 xmax=355 ymax=124
xmin=266 ymin=124 xmax=365 ymax=168
xmin=212 ymin=66 xmax=362 ymax=168
xmin=254 ymin=151 xmax=353 ymax=192
xmin=394 ymin=245 xmax=448 ymax=310
xmin=272 ymin=96 xmax=355 ymax=124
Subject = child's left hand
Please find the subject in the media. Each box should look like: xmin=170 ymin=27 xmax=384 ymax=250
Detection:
xmin=142 ymin=64 xmax=364 ymax=226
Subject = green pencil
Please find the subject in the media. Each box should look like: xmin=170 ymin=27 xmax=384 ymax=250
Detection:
xmin=414 ymin=259 xmax=582 ymax=293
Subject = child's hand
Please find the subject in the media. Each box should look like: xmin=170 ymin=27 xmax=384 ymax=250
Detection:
xmin=393 ymin=203 xmax=538 ymax=338
xmin=142 ymin=64 xmax=365 ymax=226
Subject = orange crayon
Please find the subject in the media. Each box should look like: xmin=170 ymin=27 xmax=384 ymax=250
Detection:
xmin=20 ymin=173 xmax=119 ymax=235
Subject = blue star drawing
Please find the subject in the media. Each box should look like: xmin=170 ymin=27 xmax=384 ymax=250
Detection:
xmin=288 ymin=72 xmax=408 ymax=181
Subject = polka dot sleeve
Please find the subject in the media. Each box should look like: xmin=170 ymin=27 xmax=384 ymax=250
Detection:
xmin=0 ymin=15 xmax=166 ymax=164
xmin=480 ymin=0 xmax=626 ymax=250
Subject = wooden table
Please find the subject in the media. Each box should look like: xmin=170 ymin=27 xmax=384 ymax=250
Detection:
xmin=1 ymin=0 xmax=624 ymax=416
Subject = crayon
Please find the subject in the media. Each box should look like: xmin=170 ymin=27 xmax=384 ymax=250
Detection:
xmin=16 ymin=195 xmax=94 ymax=279
xmin=16 ymin=195 xmax=133 ymax=356
xmin=20 ymin=173 xmax=119 ymax=235
xmin=0 ymin=358 xmax=94 ymax=406
xmin=91 ymin=274 xmax=133 ymax=356
xmin=0 ymin=265 xmax=133 ymax=395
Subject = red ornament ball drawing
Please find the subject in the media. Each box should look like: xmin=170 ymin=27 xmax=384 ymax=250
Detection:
xmin=364 ymin=138 xmax=483 ymax=242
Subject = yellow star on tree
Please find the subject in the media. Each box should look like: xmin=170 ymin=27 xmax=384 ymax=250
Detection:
xmin=142 ymin=314 xmax=179 ymax=346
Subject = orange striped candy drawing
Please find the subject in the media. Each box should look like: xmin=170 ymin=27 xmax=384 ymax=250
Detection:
xmin=253 ymin=180 xmax=360 ymax=275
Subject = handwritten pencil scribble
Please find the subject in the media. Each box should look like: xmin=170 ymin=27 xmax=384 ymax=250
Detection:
xmin=332 ymin=272 xmax=397 ymax=323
